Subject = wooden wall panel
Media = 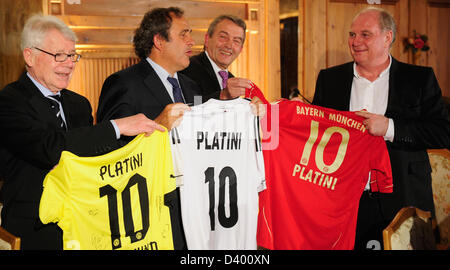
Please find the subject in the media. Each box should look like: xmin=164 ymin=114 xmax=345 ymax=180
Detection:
xmin=44 ymin=0 xmax=280 ymax=118
xmin=63 ymin=0 xmax=248 ymax=19
xmin=0 ymin=0 xmax=43 ymax=88
xmin=264 ymin=0 xmax=281 ymax=102
xmin=301 ymin=0 xmax=326 ymax=100
xmin=427 ymin=5 xmax=450 ymax=98
xmin=69 ymin=57 xmax=140 ymax=122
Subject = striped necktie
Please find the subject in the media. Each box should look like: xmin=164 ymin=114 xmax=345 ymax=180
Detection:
xmin=218 ymin=70 xmax=228 ymax=89
xmin=47 ymin=95 xmax=67 ymax=130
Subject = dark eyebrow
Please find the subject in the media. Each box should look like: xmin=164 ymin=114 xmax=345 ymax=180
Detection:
xmin=180 ymin=29 xmax=192 ymax=35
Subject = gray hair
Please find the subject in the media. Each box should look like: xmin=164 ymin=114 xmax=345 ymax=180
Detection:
xmin=207 ymin=14 xmax=246 ymax=44
xmin=21 ymin=14 xmax=77 ymax=51
xmin=354 ymin=7 xmax=396 ymax=46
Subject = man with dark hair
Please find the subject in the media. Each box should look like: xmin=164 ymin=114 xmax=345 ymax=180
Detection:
xmin=180 ymin=14 xmax=252 ymax=100
xmin=313 ymin=7 xmax=449 ymax=249
xmin=97 ymin=7 xmax=201 ymax=250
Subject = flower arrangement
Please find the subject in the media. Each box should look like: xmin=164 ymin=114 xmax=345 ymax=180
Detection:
xmin=403 ymin=30 xmax=430 ymax=53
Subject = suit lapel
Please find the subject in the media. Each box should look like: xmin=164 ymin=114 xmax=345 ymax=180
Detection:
xmin=178 ymin=74 xmax=195 ymax=104
xmin=140 ymin=60 xmax=173 ymax=106
xmin=19 ymin=73 xmax=62 ymax=129
xmin=338 ymin=62 xmax=353 ymax=111
xmin=385 ymin=57 xmax=402 ymax=118
xmin=59 ymin=90 xmax=80 ymax=130
xmin=199 ymin=52 xmax=222 ymax=91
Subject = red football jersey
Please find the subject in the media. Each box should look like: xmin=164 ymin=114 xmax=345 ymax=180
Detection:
xmin=257 ymin=99 xmax=393 ymax=250
xmin=245 ymin=82 xmax=269 ymax=105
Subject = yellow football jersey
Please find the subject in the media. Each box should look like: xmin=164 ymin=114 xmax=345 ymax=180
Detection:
xmin=39 ymin=132 xmax=176 ymax=250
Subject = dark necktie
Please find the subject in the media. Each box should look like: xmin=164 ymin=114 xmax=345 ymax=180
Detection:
xmin=47 ymin=95 xmax=67 ymax=130
xmin=167 ymin=77 xmax=185 ymax=103
xmin=218 ymin=70 xmax=228 ymax=89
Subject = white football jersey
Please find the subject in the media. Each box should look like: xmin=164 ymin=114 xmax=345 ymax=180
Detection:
xmin=171 ymin=98 xmax=266 ymax=250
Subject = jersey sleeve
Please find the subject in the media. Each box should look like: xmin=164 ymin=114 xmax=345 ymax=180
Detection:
xmin=257 ymin=183 xmax=273 ymax=249
xmin=369 ymin=137 xmax=393 ymax=193
xmin=245 ymin=83 xmax=269 ymax=105
xmin=253 ymin=116 xmax=266 ymax=192
xmin=39 ymin=153 xmax=71 ymax=225
xmin=169 ymin=128 xmax=184 ymax=188
xmin=161 ymin=131 xmax=177 ymax=193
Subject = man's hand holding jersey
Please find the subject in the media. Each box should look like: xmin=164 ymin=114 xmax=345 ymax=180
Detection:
xmin=154 ymin=103 xmax=191 ymax=131
xmin=114 ymin=113 xmax=165 ymax=136
xmin=355 ymin=110 xmax=389 ymax=137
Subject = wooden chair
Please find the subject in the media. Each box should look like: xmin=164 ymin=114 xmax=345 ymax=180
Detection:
xmin=0 ymin=226 xmax=21 ymax=250
xmin=428 ymin=149 xmax=450 ymax=249
xmin=383 ymin=207 xmax=434 ymax=250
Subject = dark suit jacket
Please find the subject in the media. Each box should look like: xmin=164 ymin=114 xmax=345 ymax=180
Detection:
xmin=180 ymin=51 xmax=234 ymax=101
xmin=96 ymin=59 xmax=199 ymax=250
xmin=0 ymin=72 xmax=117 ymax=249
xmin=313 ymin=57 xmax=449 ymax=220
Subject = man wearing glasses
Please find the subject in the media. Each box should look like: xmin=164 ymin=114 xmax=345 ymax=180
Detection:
xmin=0 ymin=14 xmax=164 ymax=249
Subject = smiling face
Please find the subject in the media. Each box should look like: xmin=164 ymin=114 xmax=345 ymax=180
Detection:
xmin=24 ymin=29 xmax=76 ymax=94
xmin=158 ymin=14 xmax=194 ymax=75
xmin=348 ymin=10 xmax=392 ymax=69
xmin=205 ymin=19 xmax=245 ymax=70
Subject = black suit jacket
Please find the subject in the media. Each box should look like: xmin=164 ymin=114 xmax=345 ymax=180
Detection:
xmin=180 ymin=51 xmax=234 ymax=101
xmin=96 ymin=59 xmax=199 ymax=250
xmin=0 ymin=72 xmax=117 ymax=249
xmin=313 ymin=57 xmax=449 ymax=220
xmin=97 ymin=59 xmax=199 ymax=123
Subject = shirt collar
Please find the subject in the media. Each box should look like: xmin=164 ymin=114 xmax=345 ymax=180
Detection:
xmin=146 ymin=57 xmax=179 ymax=80
xmin=353 ymin=54 xmax=392 ymax=80
xmin=205 ymin=51 xmax=228 ymax=74
xmin=27 ymin=72 xmax=61 ymax=98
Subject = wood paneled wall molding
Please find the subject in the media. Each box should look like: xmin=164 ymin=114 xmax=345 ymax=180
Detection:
xmin=35 ymin=0 xmax=280 ymax=117
xmin=62 ymin=0 xmax=248 ymax=19
xmin=69 ymin=57 xmax=140 ymax=122
xmin=330 ymin=0 xmax=398 ymax=4
xmin=428 ymin=0 xmax=450 ymax=7
xmin=0 ymin=0 xmax=43 ymax=89
xmin=3 ymin=1 xmax=448 ymax=104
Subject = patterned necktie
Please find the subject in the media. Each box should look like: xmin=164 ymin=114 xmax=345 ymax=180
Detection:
xmin=218 ymin=70 xmax=228 ymax=89
xmin=47 ymin=95 xmax=67 ymax=130
xmin=167 ymin=77 xmax=185 ymax=103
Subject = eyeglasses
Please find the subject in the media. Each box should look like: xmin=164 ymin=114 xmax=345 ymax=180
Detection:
xmin=33 ymin=47 xmax=81 ymax=62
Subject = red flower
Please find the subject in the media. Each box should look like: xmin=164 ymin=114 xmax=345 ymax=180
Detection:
xmin=403 ymin=31 xmax=430 ymax=53
xmin=414 ymin=38 xmax=425 ymax=49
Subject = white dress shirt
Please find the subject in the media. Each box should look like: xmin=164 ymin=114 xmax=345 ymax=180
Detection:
xmin=350 ymin=55 xmax=394 ymax=142
xmin=146 ymin=57 xmax=185 ymax=103
xmin=27 ymin=72 xmax=121 ymax=139
xmin=27 ymin=72 xmax=67 ymax=124
xmin=205 ymin=51 xmax=228 ymax=90
xmin=350 ymin=55 xmax=395 ymax=190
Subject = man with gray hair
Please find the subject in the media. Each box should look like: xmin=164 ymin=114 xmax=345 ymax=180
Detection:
xmin=313 ymin=7 xmax=449 ymax=249
xmin=0 ymin=14 xmax=164 ymax=249
xmin=181 ymin=14 xmax=252 ymax=100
